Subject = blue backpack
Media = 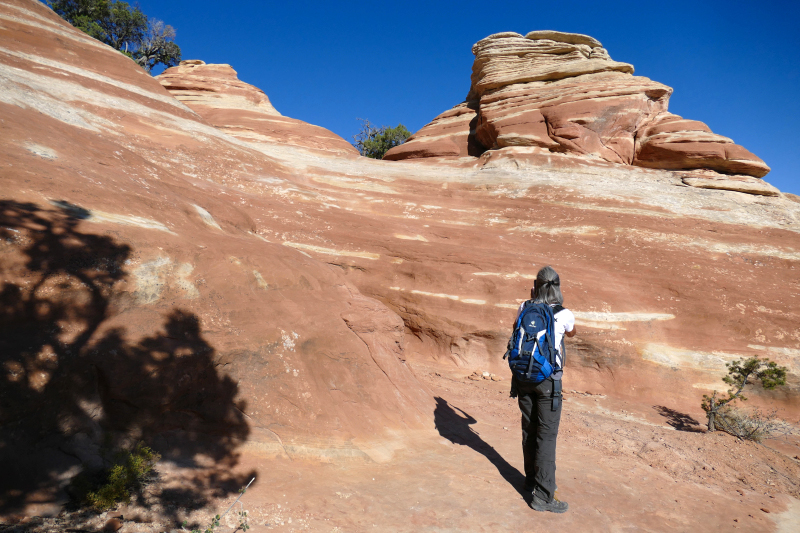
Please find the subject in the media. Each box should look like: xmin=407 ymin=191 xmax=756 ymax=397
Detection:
xmin=504 ymin=301 xmax=561 ymax=383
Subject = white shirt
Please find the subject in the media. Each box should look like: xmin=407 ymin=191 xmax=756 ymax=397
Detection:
xmin=516 ymin=302 xmax=575 ymax=369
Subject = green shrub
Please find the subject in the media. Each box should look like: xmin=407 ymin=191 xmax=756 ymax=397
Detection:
xmin=48 ymin=0 xmax=181 ymax=72
xmin=83 ymin=442 xmax=160 ymax=511
xmin=352 ymin=119 xmax=410 ymax=159
xmin=702 ymin=356 xmax=788 ymax=439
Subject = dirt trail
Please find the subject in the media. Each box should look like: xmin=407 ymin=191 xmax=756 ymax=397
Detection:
xmin=10 ymin=362 xmax=799 ymax=533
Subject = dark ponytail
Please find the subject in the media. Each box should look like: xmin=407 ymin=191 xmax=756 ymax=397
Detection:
xmin=533 ymin=265 xmax=563 ymax=306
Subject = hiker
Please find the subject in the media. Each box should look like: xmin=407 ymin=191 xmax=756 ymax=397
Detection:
xmin=505 ymin=265 xmax=576 ymax=513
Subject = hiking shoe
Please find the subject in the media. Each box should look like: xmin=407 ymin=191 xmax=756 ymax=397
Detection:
xmin=529 ymin=493 xmax=569 ymax=513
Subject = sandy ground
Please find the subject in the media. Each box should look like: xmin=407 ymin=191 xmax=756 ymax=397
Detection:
xmin=3 ymin=361 xmax=800 ymax=533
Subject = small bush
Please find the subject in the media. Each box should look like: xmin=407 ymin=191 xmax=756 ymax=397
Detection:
xmin=352 ymin=119 xmax=410 ymax=159
xmin=83 ymin=442 xmax=160 ymax=511
xmin=702 ymin=356 xmax=787 ymax=434
xmin=715 ymin=407 xmax=796 ymax=443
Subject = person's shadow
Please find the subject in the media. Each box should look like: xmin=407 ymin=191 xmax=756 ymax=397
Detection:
xmin=433 ymin=397 xmax=528 ymax=501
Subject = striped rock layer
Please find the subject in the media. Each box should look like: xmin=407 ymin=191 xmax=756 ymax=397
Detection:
xmin=386 ymin=31 xmax=772 ymax=194
xmin=157 ymin=60 xmax=358 ymax=156
xmin=3 ymin=1 xmax=800 ymax=515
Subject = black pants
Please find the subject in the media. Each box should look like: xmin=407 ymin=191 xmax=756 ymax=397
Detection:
xmin=515 ymin=377 xmax=562 ymax=502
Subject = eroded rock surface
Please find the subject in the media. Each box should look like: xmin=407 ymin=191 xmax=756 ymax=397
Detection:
xmin=157 ymin=60 xmax=359 ymax=156
xmin=635 ymin=113 xmax=770 ymax=177
xmin=2 ymin=1 xmax=799 ymax=521
xmin=0 ymin=0 xmax=428 ymax=509
xmin=470 ymin=31 xmax=634 ymax=92
xmin=387 ymin=30 xmax=771 ymax=189
xmin=383 ymin=98 xmax=482 ymax=162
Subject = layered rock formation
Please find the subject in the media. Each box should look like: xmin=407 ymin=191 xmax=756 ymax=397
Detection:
xmin=386 ymin=31 xmax=773 ymax=195
xmin=2 ymin=1 xmax=800 ymax=516
xmin=157 ymin=60 xmax=358 ymax=156
xmin=634 ymin=112 xmax=769 ymax=176
xmin=0 ymin=0 xmax=428 ymax=507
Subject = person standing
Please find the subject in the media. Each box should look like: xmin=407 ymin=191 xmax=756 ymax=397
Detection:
xmin=509 ymin=266 xmax=576 ymax=513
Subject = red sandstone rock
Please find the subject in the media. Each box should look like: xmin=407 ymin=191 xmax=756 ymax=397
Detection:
xmin=387 ymin=30 xmax=772 ymax=188
xmin=157 ymin=61 xmax=358 ymax=156
xmin=469 ymin=31 xmax=634 ymax=93
xmin=679 ymin=170 xmax=780 ymax=196
xmin=0 ymin=0 xmax=429 ymax=507
xmin=384 ymin=100 xmax=481 ymax=160
xmin=476 ymin=72 xmax=671 ymax=164
xmin=1 ymin=2 xmax=799 ymax=522
xmin=634 ymin=113 xmax=771 ymax=177
xmin=157 ymin=60 xmax=282 ymax=115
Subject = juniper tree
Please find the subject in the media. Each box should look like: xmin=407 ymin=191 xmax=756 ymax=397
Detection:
xmin=702 ymin=356 xmax=787 ymax=433
xmin=352 ymin=119 xmax=411 ymax=159
xmin=134 ymin=19 xmax=181 ymax=72
xmin=48 ymin=0 xmax=180 ymax=72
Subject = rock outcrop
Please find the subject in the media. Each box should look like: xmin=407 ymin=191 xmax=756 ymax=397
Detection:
xmin=157 ymin=60 xmax=359 ymax=156
xmin=386 ymin=31 xmax=771 ymax=194
xmin=2 ymin=1 xmax=799 ymax=517
xmin=470 ymin=31 xmax=634 ymax=92
xmin=383 ymin=99 xmax=483 ymax=161
xmin=634 ymin=112 xmax=770 ymax=177
xmin=0 ymin=0 xmax=428 ymax=507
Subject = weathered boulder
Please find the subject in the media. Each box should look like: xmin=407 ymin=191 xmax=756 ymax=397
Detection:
xmin=157 ymin=61 xmax=359 ymax=156
xmin=469 ymin=31 xmax=634 ymax=93
xmin=634 ymin=113 xmax=771 ymax=177
xmin=157 ymin=60 xmax=282 ymax=115
xmin=475 ymin=71 xmax=670 ymax=164
xmin=386 ymin=30 xmax=772 ymax=189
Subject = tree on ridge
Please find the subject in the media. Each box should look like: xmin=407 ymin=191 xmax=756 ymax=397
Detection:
xmin=48 ymin=0 xmax=181 ymax=73
xmin=352 ymin=119 xmax=411 ymax=159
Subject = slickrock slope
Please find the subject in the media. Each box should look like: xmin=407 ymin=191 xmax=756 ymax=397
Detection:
xmin=157 ymin=60 xmax=359 ymax=156
xmin=386 ymin=31 xmax=773 ymax=195
xmin=2 ymin=2 xmax=800 ymax=525
xmin=0 ymin=0 xmax=430 ymax=510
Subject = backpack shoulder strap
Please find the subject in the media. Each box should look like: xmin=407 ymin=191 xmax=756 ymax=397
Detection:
xmin=542 ymin=304 xmax=557 ymax=367
xmin=550 ymin=304 xmax=566 ymax=369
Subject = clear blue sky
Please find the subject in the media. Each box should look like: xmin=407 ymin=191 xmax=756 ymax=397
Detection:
xmin=127 ymin=0 xmax=797 ymax=195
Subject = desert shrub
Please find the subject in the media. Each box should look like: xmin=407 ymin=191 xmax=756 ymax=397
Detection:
xmin=702 ymin=356 xmax=788 ymax=439
xmin=80 ymin=442 xmax=160 ymax=511
xmin=714 ymin=406 xmax=796 ymax=443
xmin=352 ymin=119 xmax=410 ymax=159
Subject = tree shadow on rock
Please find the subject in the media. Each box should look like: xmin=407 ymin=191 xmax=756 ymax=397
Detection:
xmin=0 ymin=200 xmax=252 ymax=519
xmin=433 ymin=397 xmax=527 ymax=500
xmin=653 ymin=405 xmax=705 ymax=433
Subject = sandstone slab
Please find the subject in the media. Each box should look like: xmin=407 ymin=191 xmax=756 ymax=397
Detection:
xmin=680 ymin=171 xmax=781 ymax=196
xmin=634 ymin=113 xmax=771 ymax=177
xmin=470 ymin=32 xmax=634 ymax=93
xmin=157 ymin=61 xmax=358 ymax=156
